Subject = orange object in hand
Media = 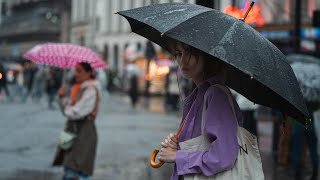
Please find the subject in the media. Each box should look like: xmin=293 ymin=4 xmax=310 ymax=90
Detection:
xmin=149 ymin=115 xmax=187 ymax=168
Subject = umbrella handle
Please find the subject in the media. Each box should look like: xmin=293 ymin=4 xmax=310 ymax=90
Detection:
xmin=150 ymin=149 xmax=165 ymax=168
xmin=150 ymin=134 xmax=179 ymax=168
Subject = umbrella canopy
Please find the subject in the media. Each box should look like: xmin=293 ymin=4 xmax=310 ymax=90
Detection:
xmin=287 ymin=54 xmax=320 ymax=102
xmin=118 ymin=3 xmax=309 ymax=123
xmin=23 ymin=43 xmax=107 ymax=70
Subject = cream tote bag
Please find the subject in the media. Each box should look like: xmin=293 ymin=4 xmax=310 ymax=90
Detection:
xmin=180 ymin=84 xmax=264 ymax=180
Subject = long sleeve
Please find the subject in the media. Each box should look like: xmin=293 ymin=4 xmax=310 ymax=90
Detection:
xmin=60 ymin=86 xmax=97 ymax=120
xmin=176 ymin=87 xmax=239 ymax=176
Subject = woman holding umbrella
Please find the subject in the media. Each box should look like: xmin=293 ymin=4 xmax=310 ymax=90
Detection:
xmin=158 ymin=40 xmax=245 ymax=179
xmin=118 ymin=2 xmax=309 ymax=180
xmin=52 ymin=62 xmax=100 ymax=180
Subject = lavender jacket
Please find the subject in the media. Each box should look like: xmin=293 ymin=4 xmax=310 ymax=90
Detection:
xmin=171 ymin=75 xmax=243 ymax=180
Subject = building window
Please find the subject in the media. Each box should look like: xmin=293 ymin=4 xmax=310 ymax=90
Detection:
xmin=103 ymin=44 xmax=109 ymax=62
xmin=80 ymin=35 xmax=85 ymax=46
xmin=151 ymin=0 xmax=159 ymax=5
xmin=114 ymin=45 xmax=119 ymax=71
xmin=130 ymin=0 xmax=134 ymax=9
xmin=1 ymin=2 xmax=7 ymax=16
xmin=137 ymin=42 xmax=142 ymax=52
xmin=84 ymin=0 xmax=89 ymax=18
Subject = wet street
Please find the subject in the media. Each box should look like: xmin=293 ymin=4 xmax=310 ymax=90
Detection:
xmin=0 ymin=93 xmax=317 ymax=180
xmin=0 ymin=93 xmax=177 ymax=180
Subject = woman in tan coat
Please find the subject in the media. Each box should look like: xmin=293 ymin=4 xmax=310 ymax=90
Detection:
xmin=52 ymin=62 xmax=100 ymax=180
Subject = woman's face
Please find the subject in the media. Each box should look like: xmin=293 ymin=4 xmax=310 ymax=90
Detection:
xmin=172 ymin=42 xmax=205 ymax=81
xmin=75 ymin=64 xmax=91 ymax=83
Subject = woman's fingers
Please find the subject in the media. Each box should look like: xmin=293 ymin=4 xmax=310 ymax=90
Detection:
xmin=161 ymin=142 xmax=168 ymax=148
xmin=169 ymin=133 xmax=178 ymax=143
xmin=159 ymin=147 xmax=177 ymax=163
xmin=161 ymin=140 xmax=175 ymax=149
xmin=166 ymin=135 xmax=178 ymax=149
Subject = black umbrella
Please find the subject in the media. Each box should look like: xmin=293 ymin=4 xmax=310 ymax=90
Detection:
xmin=118 ymin=3 xmax=309 ymax=122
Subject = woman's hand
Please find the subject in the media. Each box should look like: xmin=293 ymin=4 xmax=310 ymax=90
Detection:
xmin=159 ymin=133 xmax=178 ymax=163
xmin=58 ymin=87 xmax=67 ymax=97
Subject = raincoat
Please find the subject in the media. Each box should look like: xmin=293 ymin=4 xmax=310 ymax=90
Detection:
xmin=52 ymin=79 xmax=100 ymax=176
xmin=172 ymin=75 xmax=243 ymax=180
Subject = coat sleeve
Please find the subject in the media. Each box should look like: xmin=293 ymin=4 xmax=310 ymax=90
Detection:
xmin=62 ymin=86 xmax=97 ymax=120
xmin=175 ymin=87 xmax=239 ymax=176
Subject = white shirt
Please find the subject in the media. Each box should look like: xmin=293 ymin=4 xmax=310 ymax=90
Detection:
xmin=60 ymin=80 xmax=100 ymax=120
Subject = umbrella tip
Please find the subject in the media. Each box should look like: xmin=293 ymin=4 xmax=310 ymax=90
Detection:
xmin=240 ymin=1 xmax=255 ymax=22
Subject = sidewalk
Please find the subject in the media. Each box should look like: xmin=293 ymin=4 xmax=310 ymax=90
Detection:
xmin=1 ymin=93 xmax=317 ymax=180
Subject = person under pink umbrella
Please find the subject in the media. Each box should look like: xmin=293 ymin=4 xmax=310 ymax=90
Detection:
xmin=52 ymin=62 xmax=101 ymax=179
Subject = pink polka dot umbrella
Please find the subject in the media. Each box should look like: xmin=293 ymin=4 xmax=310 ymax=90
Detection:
xmin=23 ymin=43 xmax=107 ymax=70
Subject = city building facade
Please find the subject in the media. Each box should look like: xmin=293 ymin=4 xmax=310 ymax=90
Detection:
xmin=71 ymin=0 xmax=241 ymax=74
xmin=0 ymin=0 xmax=71 ymax=62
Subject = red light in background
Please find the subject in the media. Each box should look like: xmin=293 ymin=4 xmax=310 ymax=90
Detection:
xmin=0 ymin=73 xmax=2 ymax=80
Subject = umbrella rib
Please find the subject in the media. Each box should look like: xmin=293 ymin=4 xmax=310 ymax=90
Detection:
xmin=122 ymin=9 xmax=212 ymax=36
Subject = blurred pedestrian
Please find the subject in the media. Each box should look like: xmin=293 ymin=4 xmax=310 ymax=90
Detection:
xmin=128 ymin=74 xmax=139 ymax=109
xmin=13 ymin=69 xmax=25 ymax=102
xmin=159 ymin=41 xmax=252 ymax=179
xmin=46 ymin=68 xmax=62 ymax=109
xmin=31 ymin=68 xmax=46 ymax=103
xmin=271 ymin=109 xmax=285 ymax=161
xmin=165 ymin=67 xmax=180 ymax=112
xmin=52 ymin=62 xmax=101 ymax=180
xmin=291 ymin=102 xmax=319 ymax=180
xmin=22 ymin=63 xmax=37 ymax=103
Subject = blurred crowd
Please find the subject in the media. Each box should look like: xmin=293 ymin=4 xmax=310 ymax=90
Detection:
xmin=0 ymin=62 xmax=109 ymax=109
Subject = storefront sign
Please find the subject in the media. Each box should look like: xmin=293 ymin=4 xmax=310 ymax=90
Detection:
xmin=259 ymin=30 xmax=291 ymax=39
xmin=300 ymin=28 xmax=320 ymax=39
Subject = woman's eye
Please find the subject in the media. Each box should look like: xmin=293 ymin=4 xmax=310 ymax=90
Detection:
xmin=174 ymin=53 xmax=181 ymax=58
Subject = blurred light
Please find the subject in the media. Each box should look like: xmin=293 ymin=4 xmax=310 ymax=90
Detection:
xmin=8 ymin=70 xmax=14 ymax=76
xmin=149 ymin=62 xmax=157 ymax=76
xmin=7 ymin=70 xmax=14 ymax=82
xmin=225 ymin=1 xmax=265 ymax=26
xmin=0 ymin=73 xmax=2 ymax=80
xmin=156 ymin=66 xmax=170 ymax=75
xmin=145 ymin=74 xmax=152 ymax=81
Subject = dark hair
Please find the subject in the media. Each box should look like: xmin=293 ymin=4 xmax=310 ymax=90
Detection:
xmin=79 ymin=62 xmax=95 ymax=78
xmin=172 ymin=41 xmax=228 ymax=79
xmin=79 ymin=62 xmax=93 ymax=72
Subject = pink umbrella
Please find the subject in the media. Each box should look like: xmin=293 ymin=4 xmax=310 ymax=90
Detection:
xmin=23 ymin=43 xmax=107 ymax=70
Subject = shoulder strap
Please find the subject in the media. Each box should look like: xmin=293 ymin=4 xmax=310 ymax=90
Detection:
xmin=90 ymin=86 xmax=100 ymax=119
xmin=76 ymin=85 xmax=100 ymax=120
xmin=201 ymin=84 xmax=238 ymax=134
